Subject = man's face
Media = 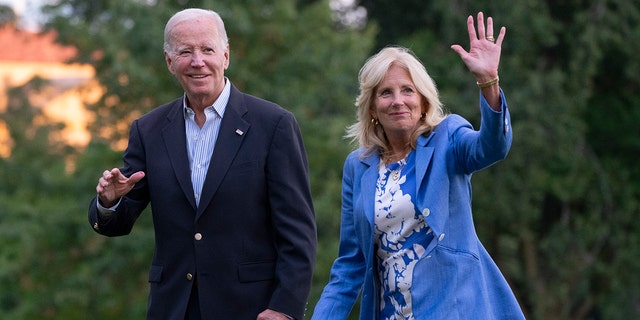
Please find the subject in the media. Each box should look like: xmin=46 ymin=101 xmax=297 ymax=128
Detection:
xmin=164 ymin=17 xmax=229 ymax=106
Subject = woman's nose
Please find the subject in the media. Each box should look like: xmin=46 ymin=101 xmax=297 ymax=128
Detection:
xmin=390 ymin=94 xmax=403 ymax=107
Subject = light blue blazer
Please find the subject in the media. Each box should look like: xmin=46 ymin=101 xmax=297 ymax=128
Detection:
xmin=312 ymin=90 xmax=525 ymax=320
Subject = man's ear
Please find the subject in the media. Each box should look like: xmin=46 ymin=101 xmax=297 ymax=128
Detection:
xmin=164 ymin=51 xmax=175 ymax=75
xmin=223 ymin=44 xmax=230 ymax=70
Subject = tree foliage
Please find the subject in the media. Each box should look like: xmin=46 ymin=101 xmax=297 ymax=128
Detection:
xmin=0 ymin=5 xmax=16 ymax=26
xmin=1 ymin=0 xmax=639 ymax=319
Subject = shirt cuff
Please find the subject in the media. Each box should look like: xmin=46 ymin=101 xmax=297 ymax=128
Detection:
xmin=96 ymin=197 xmax=121 ymax=215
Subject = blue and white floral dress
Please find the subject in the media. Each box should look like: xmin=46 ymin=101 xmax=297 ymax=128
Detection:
xmin=374 ymin=150 xmax=434 ymax=320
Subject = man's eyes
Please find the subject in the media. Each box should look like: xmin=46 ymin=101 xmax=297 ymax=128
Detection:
xmin=178 ymin=47 xmax=215 ymax=55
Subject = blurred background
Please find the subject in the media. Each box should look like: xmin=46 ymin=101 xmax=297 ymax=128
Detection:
xmin=0 ymin=0 xmax=639 ymax=319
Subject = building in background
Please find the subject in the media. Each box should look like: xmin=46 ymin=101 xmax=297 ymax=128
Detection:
xmin=0 ymin=24 xmax=103 ymax=158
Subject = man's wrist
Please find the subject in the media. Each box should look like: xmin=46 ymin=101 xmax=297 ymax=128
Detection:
xmin=96 ymin=196 xmax=121 ymax=212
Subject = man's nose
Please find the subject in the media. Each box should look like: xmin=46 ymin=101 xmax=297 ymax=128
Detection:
xmin=191 ymin=51 xmax=205 ymax=67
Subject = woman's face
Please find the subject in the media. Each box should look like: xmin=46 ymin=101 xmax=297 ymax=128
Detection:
xmin=371 ymin=64 xmax=425 ymax=140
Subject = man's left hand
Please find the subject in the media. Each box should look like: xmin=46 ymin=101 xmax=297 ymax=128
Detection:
xmin=257 ymin=308 xmax=293 ymax=320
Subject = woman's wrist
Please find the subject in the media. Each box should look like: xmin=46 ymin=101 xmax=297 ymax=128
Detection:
xmin=476 ymin=75 xmax=499 ymax=88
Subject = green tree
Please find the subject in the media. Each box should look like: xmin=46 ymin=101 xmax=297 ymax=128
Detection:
xmin=0 ymin=5 xmax=16 ymax=26
xmin=0 ymin=79 xmax=149 ymax=319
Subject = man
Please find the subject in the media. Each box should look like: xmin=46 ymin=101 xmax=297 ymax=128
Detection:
xmin=88 ymin=8 xmax=317 ymax=320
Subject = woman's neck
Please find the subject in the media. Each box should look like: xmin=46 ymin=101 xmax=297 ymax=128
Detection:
xmin=383 ymin=145 xmax=412 ymax=164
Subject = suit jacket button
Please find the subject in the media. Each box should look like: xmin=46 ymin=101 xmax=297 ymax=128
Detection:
xmin=186 ymin=273 xmax=193 ymax=281
xmin=194 ymin=233 xmax=202 ymax=241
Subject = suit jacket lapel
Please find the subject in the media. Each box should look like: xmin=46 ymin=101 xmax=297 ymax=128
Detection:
xmin=161 ymin=99 xmax=197 ymax=210
xmin=361 ymin=153 xmax=379 ymax=227
xmin=196 ymin=85 xmax=250 ymax=218
xmin=416 ymin=133 xmax=435 ymax=190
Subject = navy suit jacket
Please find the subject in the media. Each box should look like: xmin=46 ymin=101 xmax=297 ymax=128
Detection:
xmin=89 ymin=83 xmax=317 ymax=320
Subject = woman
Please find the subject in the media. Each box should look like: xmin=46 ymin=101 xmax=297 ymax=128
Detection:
xmin=312 ymin=12 xmax=525 ymax=320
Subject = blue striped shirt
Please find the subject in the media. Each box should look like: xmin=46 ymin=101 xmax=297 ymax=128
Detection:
xmin=183 ymin=78 xmax=231 ymax=206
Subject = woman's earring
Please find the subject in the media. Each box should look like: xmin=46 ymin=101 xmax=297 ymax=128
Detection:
xmin=371 ymin=118 xmax=379 ymax=126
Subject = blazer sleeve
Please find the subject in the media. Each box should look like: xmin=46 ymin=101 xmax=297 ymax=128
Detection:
xmin=88 ymin=119 xmax=150 ymax=237
xmin=265 ymin=111 xmax=317 ymax=319
xmin=312 ymin=153 xmax=367 ymax=319
xmin=454 ymin=88 xmax=512 ymax=174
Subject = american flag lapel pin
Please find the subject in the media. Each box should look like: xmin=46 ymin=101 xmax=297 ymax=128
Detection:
xmin=235 ymin=129 xmax=244 ymax=136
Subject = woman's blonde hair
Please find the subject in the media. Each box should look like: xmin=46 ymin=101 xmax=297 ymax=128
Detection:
xmin=346 ymin=46 xmax=447 ymax=160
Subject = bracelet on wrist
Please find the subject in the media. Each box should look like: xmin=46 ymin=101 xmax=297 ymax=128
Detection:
xmin=476 ymin=76 xmax=499 ymax=88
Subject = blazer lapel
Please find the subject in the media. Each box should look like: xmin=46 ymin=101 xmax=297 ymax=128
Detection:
xmin=361 ymin=153 xmax=380 ymax=227
xmin=415 ymin=130 xmax=448 ymax=242
xmin=415 ymin=133 xmax=436 ymax=191
xmin=196 ymin=85 xmax=250 ymax=218
xmin=161 ymin=99 xmax=197 ymax=210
